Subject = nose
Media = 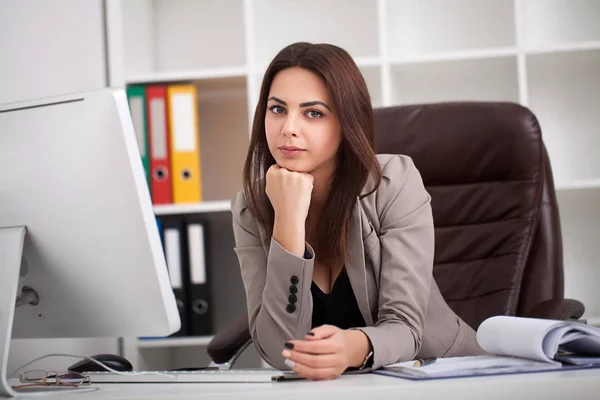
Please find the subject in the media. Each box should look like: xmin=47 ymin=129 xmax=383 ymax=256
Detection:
xmin=281 ymin=113 xmax=299 ymax=137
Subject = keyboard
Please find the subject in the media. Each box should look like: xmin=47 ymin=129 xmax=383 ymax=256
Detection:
xmin=85 ymin=369 xmax=299 ymax=383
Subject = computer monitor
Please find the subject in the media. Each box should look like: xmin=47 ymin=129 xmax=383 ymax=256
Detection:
xmin=0 ymin=88 xmax=180 ymax=393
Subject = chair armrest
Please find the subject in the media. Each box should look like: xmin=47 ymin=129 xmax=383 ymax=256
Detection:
xmin=207 ymin=315 xmax=251 ymax=364
xmin=526 ymin=299 xmax=585 ymax=321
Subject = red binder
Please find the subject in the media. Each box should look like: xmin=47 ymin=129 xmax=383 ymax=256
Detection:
xmin=146 ymin=86 xmax=172 ymax=204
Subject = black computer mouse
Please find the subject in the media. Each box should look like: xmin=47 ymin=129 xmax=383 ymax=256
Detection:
xmin=68 ymin=353 xmax=133 ymax=373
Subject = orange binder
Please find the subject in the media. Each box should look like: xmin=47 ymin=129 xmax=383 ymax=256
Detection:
xmin=166 ymin=85 xmax=202 ymax=204
xmin=146 ymin=86 xmax=173 ymax=204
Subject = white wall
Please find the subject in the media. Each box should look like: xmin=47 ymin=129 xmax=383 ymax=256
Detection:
xmin=0 ymin=0 xmax=107 ymax=104
xmin=0 ymin=0 xmax=119 ymax=375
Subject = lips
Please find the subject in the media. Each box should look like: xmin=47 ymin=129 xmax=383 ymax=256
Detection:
xmin=279 ymin=146 xmax=306 ymax=157
xmin=279 ymin=146 xmax=305 ymax=151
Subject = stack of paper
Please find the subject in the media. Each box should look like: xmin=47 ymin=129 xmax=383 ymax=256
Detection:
xmin=376 ymin=316 xmax=600 ymax=380
xmin=377 ymin=355 xmax=558 ymax=380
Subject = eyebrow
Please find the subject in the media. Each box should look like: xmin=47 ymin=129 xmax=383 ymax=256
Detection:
xmin=268 ymin=96 xmax=332 ymax=112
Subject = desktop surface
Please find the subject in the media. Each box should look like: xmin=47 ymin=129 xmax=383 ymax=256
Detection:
xmin=16 ymin=367 xmax=600 ymax=400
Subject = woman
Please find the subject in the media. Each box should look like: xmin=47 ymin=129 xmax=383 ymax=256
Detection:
xmin=231 ymin=42 xmax=484 ymax=381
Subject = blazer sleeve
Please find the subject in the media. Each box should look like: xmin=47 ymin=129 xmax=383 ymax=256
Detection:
xmin=357 ymin=155 xmax=435 ymax=370
xmin=230 ymin=191 xmax=315 ymax=370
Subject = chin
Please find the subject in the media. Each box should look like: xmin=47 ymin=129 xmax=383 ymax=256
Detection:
xmin=276 ymin=158 xmax=312 ymax=173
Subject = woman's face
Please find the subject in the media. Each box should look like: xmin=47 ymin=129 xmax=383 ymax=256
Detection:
xmin=265 ymin=67 xmax=342 ymax=177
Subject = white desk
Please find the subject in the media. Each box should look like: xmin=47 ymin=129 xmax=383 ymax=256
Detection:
xmin=26 ymin=368 xmax=600 ymax=400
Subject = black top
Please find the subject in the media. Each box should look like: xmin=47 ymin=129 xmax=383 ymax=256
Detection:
xmin=311 ymin=267 xmax=367 ymax=330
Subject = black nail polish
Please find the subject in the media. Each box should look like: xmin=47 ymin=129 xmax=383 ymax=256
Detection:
xmin=307 ymin=332 xmax=315 ymax=336
xmin=284 ymin=342 xmax=294 ymax=349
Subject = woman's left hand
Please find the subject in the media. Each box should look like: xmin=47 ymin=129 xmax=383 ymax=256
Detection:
xmin=281 ymin=325 xmax=369 ymax=381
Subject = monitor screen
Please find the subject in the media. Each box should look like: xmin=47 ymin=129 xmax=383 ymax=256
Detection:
xmin=0 ymin=89 xmax=180 ymax=340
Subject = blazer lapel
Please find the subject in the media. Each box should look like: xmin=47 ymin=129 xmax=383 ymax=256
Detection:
xmin=345 ymin=199 xmax=375 ymax=326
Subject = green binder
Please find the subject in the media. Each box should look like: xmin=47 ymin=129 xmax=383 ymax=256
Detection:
xmin=126 ymin=86 xmax=151 ymax=192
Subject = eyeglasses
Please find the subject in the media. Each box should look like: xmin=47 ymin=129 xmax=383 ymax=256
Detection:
xmin=12 ymin=369 xmax=91 ymax=390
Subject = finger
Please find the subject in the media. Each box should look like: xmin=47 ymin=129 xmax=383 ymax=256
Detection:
xmin=304 ymin=332 xmax=320 ymax=341
xmin=287 ymin=359 xmax=341 ymax=381
xmin=283 ymin=349 xmax=339 ymax=369
xmin=287 ymin=337 xmax=342 ymax=355
xmin=307 ymin=325 xmax=339 ymax=340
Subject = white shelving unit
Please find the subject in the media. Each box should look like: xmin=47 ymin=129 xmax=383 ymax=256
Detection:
xmin=153 ymin=200 xmax=231 ymax=216
xmin=105 ymin=0 xmax=600 ymax=370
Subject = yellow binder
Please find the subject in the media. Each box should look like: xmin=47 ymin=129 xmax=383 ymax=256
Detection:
xmin=166 ymin=84 xmax=202 ymax=203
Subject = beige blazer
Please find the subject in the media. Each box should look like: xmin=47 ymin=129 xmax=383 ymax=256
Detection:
xmin=231 ymin=154 xmax=484 ymax=371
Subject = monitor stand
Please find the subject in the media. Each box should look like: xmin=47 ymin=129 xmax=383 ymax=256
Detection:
xmin=0 ymin=226 xmax=26 ymax=398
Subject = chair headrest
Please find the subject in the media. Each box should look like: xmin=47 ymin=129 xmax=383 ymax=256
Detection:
xmin=373 ymin=102 xmax=544 ymax=187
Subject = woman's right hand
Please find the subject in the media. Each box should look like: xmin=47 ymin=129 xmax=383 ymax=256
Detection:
xmin=266 ymin=164 xmax=314 ymax=257
xmin=265 ymin=164 xmax=314 ymax=223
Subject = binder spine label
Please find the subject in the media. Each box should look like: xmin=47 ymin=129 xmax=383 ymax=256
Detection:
xmin=187 ymin=224 xmax=206 ymax=284
xmin=149 ymin=98 xmax=167 ymax=159
xmin=172 ymin=93 xmax=196 ymax=152
xmin=164 ymin=228 xmax=182 ymax=289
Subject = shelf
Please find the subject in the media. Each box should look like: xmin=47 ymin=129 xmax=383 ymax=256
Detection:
xmin=251 ymin=57 xmax=382 ymax=83
xmin=137 ymin=336 xmax=214 ymax=348
xmin=525 ymin=41 xmax=600 ymax=56
xmin=390 ymin=47 xmax=518 ymax=65
xmin=125 ymin=66 xmax=248 ymax=85
xmin=195 ymin=77 xmax=249 ymax=202
xmin=385 ymin=0 xmax=515 ymax=58
xmin=252 ymin=0 xmax=379 ymax=66
xmin=354 ymin=57 xmax=382 ymax=68
xmin=121 ymin=0 xmax=246 ymax=76
xmin=527 ymin=49 xmax=600 ymax=184
xmin=390 ymin=56 xmax=519 ymax=105
xmin=555 ymin=179 xmax=600 ymax=192
xmin=523 ymin=0 xmax=600 ymax=49
xmin=154 ymin=201 xmax=231 ymax=216
xmin=359 ymin=65 xmax=382 ymax=108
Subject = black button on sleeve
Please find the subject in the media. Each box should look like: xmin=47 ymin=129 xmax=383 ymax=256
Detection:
xmin=290 ymin=275 xmax=299 ymax=285
xmin=286 ymin=304 xmax=296 ymax=313
xmin=289 ymin=285 xmax=297 ymax=294
xmin=288 ymin=294 xmax=297 ymax=304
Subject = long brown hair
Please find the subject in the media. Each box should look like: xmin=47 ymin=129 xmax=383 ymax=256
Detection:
xmin=243 ymin=42 xmax=382 ymax=270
